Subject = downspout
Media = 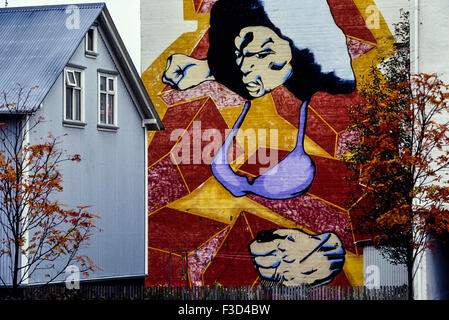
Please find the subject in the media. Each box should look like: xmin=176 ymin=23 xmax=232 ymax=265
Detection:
xmin=21 ymin=114 xmax=30 ymax=286
xmin=412 ymin=0 xmax=427 ymax=301
xmin=144 ymin=128 xmax=149 ymax=279
xmin=413 ymin=0 xmax=420 ymax=75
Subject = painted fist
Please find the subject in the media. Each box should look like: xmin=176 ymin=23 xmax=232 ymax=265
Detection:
xmin=249 ymin=229 xmax=345 ymax=287
xmin=162 ymin=54 xmax=214 ymax=90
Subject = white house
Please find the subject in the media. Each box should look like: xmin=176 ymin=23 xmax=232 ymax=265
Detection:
xmin=0 ymin=3 xmax=163 ymax=286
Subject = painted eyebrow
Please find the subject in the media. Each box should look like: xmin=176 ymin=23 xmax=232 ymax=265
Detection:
xmin=238 ymin=32 xmax=254 ymax=52
xmin=261 ymin=37 xmax=274 ymax=48
xmin=269 ymin=60 xmax=288 ymax=71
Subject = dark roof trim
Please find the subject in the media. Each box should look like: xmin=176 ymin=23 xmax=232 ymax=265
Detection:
xmin=96 ymin=6 xmax=164 ymax=131
xmin=66 ymin=63 xmax=87 ymax=70
xmin=97 ymin=68 xmax=119 ymax=76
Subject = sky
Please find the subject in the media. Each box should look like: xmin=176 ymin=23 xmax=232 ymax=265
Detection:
xmin=4 ymin=0 xmax=404 ymax=74
xmin=5 ymin=0 xmax=197 ymax=74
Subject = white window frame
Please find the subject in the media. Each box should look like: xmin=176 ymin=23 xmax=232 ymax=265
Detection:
xmin=98 ymin=72 xmax=118 ymax=127
xmin=65 ymin=70 xmax=77 ymax=87
xmin=85 ymin=26 xmax=98 ymax=56
xmin=63 ymin=67 xmax=85 ymax=124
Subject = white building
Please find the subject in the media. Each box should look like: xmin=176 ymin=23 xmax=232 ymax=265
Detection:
xmin=364 ymin=0 xmax=449 ymax=300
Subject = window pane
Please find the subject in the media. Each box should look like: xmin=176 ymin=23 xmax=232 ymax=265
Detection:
xmin=66 ymin=71 xmax=75 ymax=86
xmin=100 ymin=76 xmax=106 ymax=91
xmin=66 ymin=87 xmax=73 ymax=120
xmin=100 ymin=93 xmax=106 ymax=124
xmin=74 ymin=89 xmax=81 ymax=121
xmin=74 ymin=72 xmax=81 ymax=88
xmin=108 ymin=78 xmax=114 ymax=91
xmin=108 ymin=94 xmax=114 ymax=125
xmin=87 ymin=29 xmax=94 ymax=51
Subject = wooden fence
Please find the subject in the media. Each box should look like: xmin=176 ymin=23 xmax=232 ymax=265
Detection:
xmin=145 ymin=285 xmax=408 ymax=300
xmin=1 ymin=285 xmax=408 ymax=301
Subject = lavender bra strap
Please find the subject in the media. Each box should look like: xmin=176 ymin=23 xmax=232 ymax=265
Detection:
xmin=211 ymin=100 xmax=315 ymax=200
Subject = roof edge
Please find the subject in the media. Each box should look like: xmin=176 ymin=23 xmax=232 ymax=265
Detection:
xmin=0 ymin=3 xmax=106 ymax=114
xmin=0 ymin=3 xmax=105 ymax=13
xmin=97 ymin=6 xmax=164 ymax=131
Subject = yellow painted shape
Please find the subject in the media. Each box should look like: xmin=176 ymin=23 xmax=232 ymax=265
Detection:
xmin=237 ymin=94 xmax=297 ymax=152
xmin=303 ymin=136 xmax=335 ymax=160
xmin=344 ymin=252 xmax=364 ymax=286
xmin=230 ymin=94 xmax=334 ymax=162
xmin=183 ymin=0 xmax=206 ymax=20
xmin=167 ymin=177 xmax=247 ymax=224
xmin=219 ymin=104 xmax=245 ymax=130
xmin=351 ymin=0 xmax=397 ymax=82
xmin=147 ymin=131 xmax=156 ymax=150
xmin=167 ymin=177 xmax=314 ymax=234
xmin=141 ymin=14 xmax=210 ymax=116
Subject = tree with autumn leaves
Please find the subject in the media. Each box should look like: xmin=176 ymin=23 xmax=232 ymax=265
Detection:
xmin=344 ymin=13 xmax=449 ymax=299
xmin=0 ymin=86 xmax=99 ymax=292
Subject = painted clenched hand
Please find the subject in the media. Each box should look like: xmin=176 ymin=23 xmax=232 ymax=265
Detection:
xmin=249 ymin=229 xmax=345 ymax=286
xmin=162 ymin=54 xmax=215 ymax=91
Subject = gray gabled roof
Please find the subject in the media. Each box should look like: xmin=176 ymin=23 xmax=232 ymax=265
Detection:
xmin=0 ymin=3 xmax=163 ymax=130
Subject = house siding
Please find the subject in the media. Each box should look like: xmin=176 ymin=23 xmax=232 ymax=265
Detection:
xmin=0 ymin=116 xmax=23 ymax=286
xmin=363 ymin=246 xmax=408 ymax=287
xmin=27 ymin=23 xmax=147 ymax=283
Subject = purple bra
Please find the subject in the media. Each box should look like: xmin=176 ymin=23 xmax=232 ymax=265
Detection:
xmin=211 ymin=100 xmax=315 ymax=200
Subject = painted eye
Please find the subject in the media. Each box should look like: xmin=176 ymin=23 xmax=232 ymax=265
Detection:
xmin=235 ymin=50 xmax=242 ymax=58
xmin=256 ymin=53 xmax=269 ymax=59
xmin=255 ymin=50 xmax=274 ymax=59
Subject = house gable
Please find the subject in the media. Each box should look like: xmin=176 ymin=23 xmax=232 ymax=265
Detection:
xmin=22 ymin=17 xmax=150 ymax=283
xmin=0 ymin=3 xmax=105 ymax=112
xmin=0 ymin=3 xmax=163 ymax=130
xmin=0 ymin=3 xmax=158 ymax=284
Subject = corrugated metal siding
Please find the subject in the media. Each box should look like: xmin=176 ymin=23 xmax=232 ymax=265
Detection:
xmin=0 ymin=196 xmax=12 ymax=285
xmin=24 ymin=24 xmax=147 ymax=284
xmin=0 ymin=3 xmax=104 ymax=111
xmin=363 ymin=246 xmax=408 ymax=286
xmin=0 ymin=219 xmax=13 ymax=285
xmin=0 ymin=116 xmax=23 ymax=286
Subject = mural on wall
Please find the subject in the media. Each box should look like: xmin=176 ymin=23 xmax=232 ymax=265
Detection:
xmin=142 ymin=0 xmax=396 ymax=287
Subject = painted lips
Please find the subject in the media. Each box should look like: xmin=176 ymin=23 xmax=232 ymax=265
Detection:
xmin=244 ymin=79 xmax=264 ymax=96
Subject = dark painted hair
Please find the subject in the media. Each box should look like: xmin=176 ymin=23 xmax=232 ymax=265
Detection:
xmin=207 ymin=0 xmax=356 ymax=101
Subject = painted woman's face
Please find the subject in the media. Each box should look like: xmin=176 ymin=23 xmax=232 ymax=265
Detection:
xmin=234 ymin=26 xmax=293 ymax=98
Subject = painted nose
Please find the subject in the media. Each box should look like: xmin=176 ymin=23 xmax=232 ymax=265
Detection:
xmin=239 ymin=58 xmax=254 ymax=76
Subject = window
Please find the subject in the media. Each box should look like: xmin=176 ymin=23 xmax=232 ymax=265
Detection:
xmin=64 ymin=68 xmax=83 ymax=122
xmin=98 ymin=73 xmax=117 ymax=127
xmin=85 ymin=26 xmax=98 ymax=56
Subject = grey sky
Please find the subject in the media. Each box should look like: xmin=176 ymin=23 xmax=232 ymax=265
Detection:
xmin=5 ymin=0 xmax=401 ymax=75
